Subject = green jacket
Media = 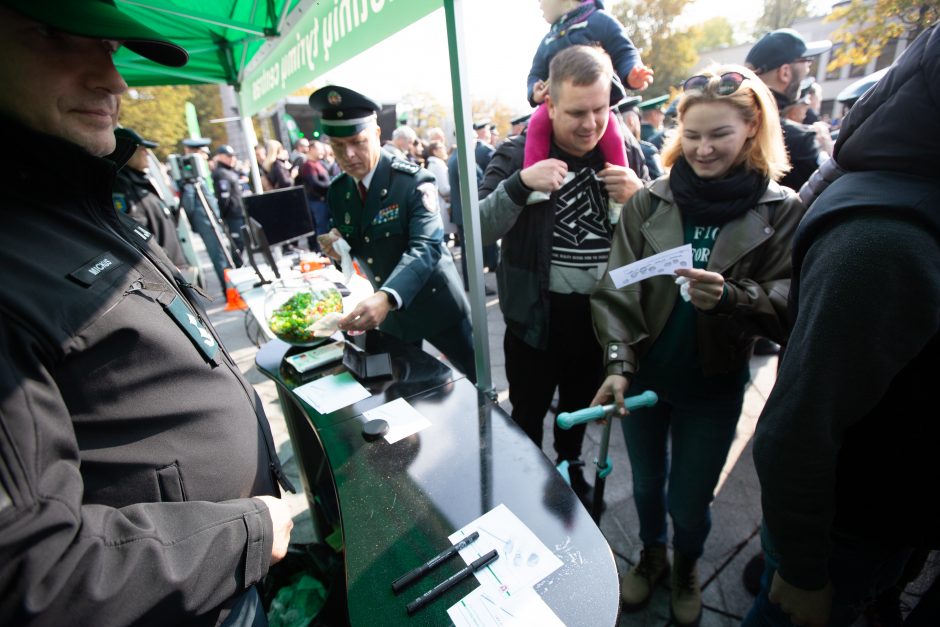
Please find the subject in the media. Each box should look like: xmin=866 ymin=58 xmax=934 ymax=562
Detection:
xmin=592 ymin=176 xmax=805 ymax=378
xmin=329 ymin=152 xmax=469 ymax=342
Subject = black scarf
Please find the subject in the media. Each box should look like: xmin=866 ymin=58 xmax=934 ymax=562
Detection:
xmin=669 ymin=156 xmax=769 ymax=226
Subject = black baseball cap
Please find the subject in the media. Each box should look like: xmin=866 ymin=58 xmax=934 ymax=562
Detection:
xmin=308 ymin=86 xmax=380 ymax=138
xmin=3 ymin=0 xmax=188 ymax=67
xmin=746 ymin=28 xmax=831 ymax=74
xmin=114 ymin=127 xmax=157 ymax=148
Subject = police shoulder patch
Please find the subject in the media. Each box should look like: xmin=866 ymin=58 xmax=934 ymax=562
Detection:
xmin=390 ymin=159 xmax=420 ymax=175
xmin=112 ymin=193 xmax=128 ymax=213
xmin=417 ymin=182 xmax=439 ymax=214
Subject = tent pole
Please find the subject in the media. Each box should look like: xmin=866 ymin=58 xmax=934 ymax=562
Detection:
xmin=236 ymin=88 xmax=265 ymax=195
xmin=443 ymin=0 xmax=492 ymax=394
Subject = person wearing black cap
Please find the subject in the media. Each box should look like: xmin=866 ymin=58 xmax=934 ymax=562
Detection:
xmin=112 ymin=127 xmax=190 ymax=274
xmin=309 ymin=86 xmax=475 ymax=381
xmin=746 ymin=28 xmax=832 ymax=191
xmin=0 ymin=3 xmax=295 ymax=625
xmin=179 ymin=136 xmax=234 ymax=289
xmin=211 ymin=143 xmax=246 ymax=254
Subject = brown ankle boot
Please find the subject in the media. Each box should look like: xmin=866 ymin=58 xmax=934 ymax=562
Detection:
xmin=671 ymin=553 xmax=702 ymax=626
xmin=620 ymin=544 xmax=669 ymax=610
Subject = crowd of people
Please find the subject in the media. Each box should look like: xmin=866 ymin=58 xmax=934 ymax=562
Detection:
xmin=0 ymin=0 xmax=937 ymax=626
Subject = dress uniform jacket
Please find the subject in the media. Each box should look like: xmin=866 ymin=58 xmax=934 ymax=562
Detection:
xmin=0 ymin=119 xmax=291 ymax=626
xmin=328 ymin=152 xmax=470 ymax=342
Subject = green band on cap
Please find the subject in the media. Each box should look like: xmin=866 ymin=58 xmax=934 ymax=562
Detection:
xmin=321 ymin=115 xmax=377 ymax=138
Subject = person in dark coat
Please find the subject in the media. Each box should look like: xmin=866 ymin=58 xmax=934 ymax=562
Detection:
xmin=0 ymin=2 xmax=294 ymax=625
xmin=112 ymin=127 xmax=190 ymax=273
xmin=743 ymin=22 xmax=940 ymax=627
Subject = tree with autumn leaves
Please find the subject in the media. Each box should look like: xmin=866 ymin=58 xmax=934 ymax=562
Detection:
xmin=827 ymin=0 xmax=940 ymax=70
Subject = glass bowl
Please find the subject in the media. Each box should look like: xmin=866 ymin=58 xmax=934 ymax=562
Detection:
xmin=264 ymin=277 xmax=344 ymax=346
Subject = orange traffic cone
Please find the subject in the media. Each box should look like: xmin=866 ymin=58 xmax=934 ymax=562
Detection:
xmin=223 ymin=268 xmax=248 ymax=311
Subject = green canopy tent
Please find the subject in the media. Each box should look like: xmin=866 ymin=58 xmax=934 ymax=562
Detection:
xmin=112 ymin=0 xmax=494 ymax=390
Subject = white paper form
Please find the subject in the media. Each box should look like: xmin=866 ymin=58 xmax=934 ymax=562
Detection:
xmin=448 ymin=585 xmax=563 ymax=627
xmin=361 ymin=397 xmax=431 ymax=444
xmin=448 ymin=504 xmax=563 ymax=595
xmin=293 ymin=372 xmax=370 ymax=415
xmin=608 ymin=243 xmax=693 ymax=288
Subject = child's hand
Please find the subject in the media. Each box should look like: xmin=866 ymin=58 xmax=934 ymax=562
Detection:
xmin=532 ymin=80 xmax=549 ymax=104
xmin=627 ymin=65 xmax=654 ymax=91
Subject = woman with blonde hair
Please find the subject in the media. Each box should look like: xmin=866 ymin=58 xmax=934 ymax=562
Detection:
xmin=590 ymin=64 xmax=805 ymax=626
xmin=263 ymin=139 xmax=293 ymax=189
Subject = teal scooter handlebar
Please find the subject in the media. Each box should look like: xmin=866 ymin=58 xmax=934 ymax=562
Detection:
xmin=556 ymin=390 xmax=659 ymax=429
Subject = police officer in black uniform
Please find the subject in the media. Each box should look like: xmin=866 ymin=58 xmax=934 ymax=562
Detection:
xmin=309 ymin=86 xmax=476 ymax=382
xmin=112 ymin=127 xmax=191 ymax=274
xmin=210 ymin=144 xmax=246 ymax=254
xmin=178 ymin=137 xmax=233 ymax=290
xmin=745 ymin=28 xmax=832 ymax=191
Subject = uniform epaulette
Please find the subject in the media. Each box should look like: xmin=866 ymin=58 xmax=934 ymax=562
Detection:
xmin=390 ymin=159 xmax=420 ymax=175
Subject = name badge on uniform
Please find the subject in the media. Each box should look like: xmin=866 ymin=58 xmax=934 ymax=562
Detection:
xmin=164 ymin=294 xmax=218 ymax=363
xmin=371 ymin=204 xmax=399 ymax=226
xmin=68 ymin=252 xmax=123 ymax=287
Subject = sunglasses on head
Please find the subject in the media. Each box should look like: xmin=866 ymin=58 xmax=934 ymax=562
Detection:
xmin=682 ymin=72 xmax=747 ymax=96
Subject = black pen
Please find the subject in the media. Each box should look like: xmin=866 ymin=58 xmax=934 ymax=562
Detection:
xmin=392 ymin=531 xmax=480 ymax=594
xmin=405 ymin=549 xmax=499 ymax=615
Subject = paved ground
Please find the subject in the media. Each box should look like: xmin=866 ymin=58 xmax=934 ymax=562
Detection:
xmin=201 ymin=243 xmax=934 ymax=626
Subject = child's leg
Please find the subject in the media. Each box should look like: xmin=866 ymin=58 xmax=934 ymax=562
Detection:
xmin=597 ymin=110 xmax=628 ymax=168
xmin=523 ymin=103 xmax=552 ymax=168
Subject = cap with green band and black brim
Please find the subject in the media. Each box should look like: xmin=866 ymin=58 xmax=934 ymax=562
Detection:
xmin=2 ymin=0 xmax=188 ymax=68
xmin=638 ymin=94 xmax=669 ymax=112
xmin=308 ymin=86 xmax=380 ymax=139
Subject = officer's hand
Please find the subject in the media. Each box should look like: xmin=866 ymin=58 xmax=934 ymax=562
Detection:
xmin=532 ymin=80 xmax=549 ymax=104
xmin=590 ymin=375 xmax=630 ymax=416
xmin=598 ymin=163 xmax=643 ymax=204
xmin=768 ymin=572 xmax=832 ymax=627
xmin=520 ymin=159 xmax=568 ymax=194
xmin=674 ymin=268 xmax=725 ymax=311
xmin=338 ymin=291 xmax=392 ymax=332
xmin=254 ymin=495 xmax=293 ymax=565
xmin=317 ymin=228 xmax=343 ymax=261
xmin=628 ymin=65 xmax=655 ymax=91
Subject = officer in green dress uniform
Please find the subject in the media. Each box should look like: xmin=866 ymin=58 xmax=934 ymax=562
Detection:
xmin=309 ymin=86 xmax=476 ymax=381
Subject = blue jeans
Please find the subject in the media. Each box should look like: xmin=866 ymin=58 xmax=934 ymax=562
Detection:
xmin=620 ymin=382 xmax=743 ymax=558
xmin=742 ymin=527 xmax=913 ymax=626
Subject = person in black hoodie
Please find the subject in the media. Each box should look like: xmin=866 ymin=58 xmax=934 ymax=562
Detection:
xmin=743 ymin=21 xmax=940 ymax=627
xmin=0 ymin=2 xmax=294 ymax=625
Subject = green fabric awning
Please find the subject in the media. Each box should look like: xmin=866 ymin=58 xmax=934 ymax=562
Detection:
xmin=113 ymin=0 xmax=301 ymax=87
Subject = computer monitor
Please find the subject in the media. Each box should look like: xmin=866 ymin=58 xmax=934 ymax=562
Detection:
xmin=243 ymin=186 xmax=314 ymax=247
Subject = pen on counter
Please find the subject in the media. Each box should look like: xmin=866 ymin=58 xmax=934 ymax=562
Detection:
xmin=392 ymin=531 xmax=480 ymax=594
xmin=405 ymin=549 xmax=499 ymax=616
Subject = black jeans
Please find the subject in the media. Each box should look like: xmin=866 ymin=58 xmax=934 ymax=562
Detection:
xmin=503 ymin=292 xmax=602 ymax=462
